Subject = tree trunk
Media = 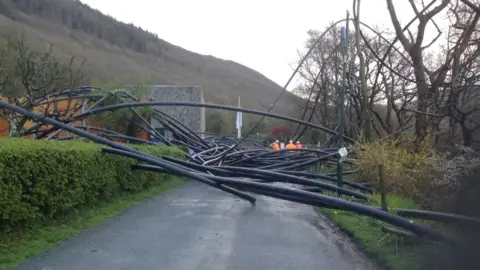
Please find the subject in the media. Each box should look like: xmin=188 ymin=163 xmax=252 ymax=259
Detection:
xmin=411 ymin=50 xmax=430 ymax=142
xmin=462 ymin=126 xmax=473 ymax=146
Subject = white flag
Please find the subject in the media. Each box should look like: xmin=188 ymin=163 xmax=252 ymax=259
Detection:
xmin=236 ymin=96 xmax=242 ymax=129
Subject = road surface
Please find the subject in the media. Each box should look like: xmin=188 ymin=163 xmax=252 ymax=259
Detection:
xmin=16 ymin=181 xmax=379 ymax=270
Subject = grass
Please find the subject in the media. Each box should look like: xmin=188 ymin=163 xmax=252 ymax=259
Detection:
xmin=0 ymin=177 xmax=185 ymax=270
xmin=319 ymin=194 xmax=437 ymax=270
xmin=312 ymin=163 xmax=454 ymax=269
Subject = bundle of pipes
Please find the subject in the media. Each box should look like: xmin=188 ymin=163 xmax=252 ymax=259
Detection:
xmin=4 ymin=6 xmax=480 ymax=248
xmin=2 ymin=94 xmax=480 ymax=245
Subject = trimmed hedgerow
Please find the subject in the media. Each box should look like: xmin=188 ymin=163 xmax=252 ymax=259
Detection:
xmin=0 ymin=138 xmax=184 ymax=232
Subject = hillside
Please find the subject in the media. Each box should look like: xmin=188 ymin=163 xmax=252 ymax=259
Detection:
xmin=0 ymin=0 xmax=299 ymax=114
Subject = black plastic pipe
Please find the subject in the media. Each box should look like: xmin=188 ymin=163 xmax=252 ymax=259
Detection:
xmin=74 ymin=125 xmax=155 ymax=145
xmin=387 ymin=208 xmax=480 ymax=227
xmin=0 ymin=100 xmax=255 ymax=204
xmin=154 ymin=110 xmax=209 ymax=148
xmin=227 ymin=148 xmax=333 ymax=166
xmin=163 ymin=156 xmax=368 ymax=200
xmin=132 ymin=162 xmax=448 ymax=241
xmin=101 ymin=147 xmax=256 ymax=204
xmin=276 ymin=170 xmax=371 ymax=192
xmin=213 ymin=166 xmax=370 ymax=201
xmin=274 ymin=155 xmax=336 ymax=171
xmin=74 ymin=101 xmax=355 ymax=143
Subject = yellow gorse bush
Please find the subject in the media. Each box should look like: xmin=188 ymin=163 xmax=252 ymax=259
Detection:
xmin=353 ymin=136 xmax=446 ymax=199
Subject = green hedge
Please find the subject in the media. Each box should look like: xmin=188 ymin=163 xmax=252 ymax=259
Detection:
xmin=0 ymin=138 xmax=184 ymax=232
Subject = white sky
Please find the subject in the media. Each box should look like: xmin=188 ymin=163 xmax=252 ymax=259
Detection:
xmin=79 ymin=0 xmax=447 ymax=88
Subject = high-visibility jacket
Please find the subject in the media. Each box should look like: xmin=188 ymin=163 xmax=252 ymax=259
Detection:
xmin=272 ymin=143 xmax=280 ymax=150
xmin=296 ymin=143 xmax=303 ymax=149
xmin=285 ymin=143 xmax=296 ymax=150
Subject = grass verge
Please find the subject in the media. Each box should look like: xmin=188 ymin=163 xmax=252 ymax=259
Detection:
xmin=319 ymin=194 xmax=435 ymax=270
xmin=0 ymin=177 xmax=185 ymax=270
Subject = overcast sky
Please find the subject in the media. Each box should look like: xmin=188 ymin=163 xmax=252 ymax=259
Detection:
xmin=79 ymin=0 xmax=447 ymax=87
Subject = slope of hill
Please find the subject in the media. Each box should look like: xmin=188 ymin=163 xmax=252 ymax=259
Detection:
xmin=0 ymin=0 xmax=299 ymax=114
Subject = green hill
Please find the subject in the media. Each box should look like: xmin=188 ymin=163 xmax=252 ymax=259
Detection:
xmin=0 ymin=0 xmax=299 ymax=114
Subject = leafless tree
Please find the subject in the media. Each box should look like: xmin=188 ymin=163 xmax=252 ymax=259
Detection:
xmin=0 ymin=33 xmax=87 ymax=137
xmin=353 ymin=0 xmax=372 ymax=140
xmin=294 ymin=27 xmax=341 ymax=137
xmin=432 ymin=1 xmax=480 ymax=146
xmin=385 ymin=0 xmax=480 ymax=146
xmin=295 ymin=21 xmax=418 ymax=142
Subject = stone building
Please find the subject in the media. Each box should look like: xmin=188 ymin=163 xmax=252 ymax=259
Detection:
xmin=146 ymin=85 xmax=205 ymax=139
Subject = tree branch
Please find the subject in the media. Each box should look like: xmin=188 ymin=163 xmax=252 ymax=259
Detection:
xmin=386 ymin=0 xmax=413 ymax=50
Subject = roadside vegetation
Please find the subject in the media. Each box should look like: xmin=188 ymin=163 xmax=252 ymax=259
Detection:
xmin=0 ymin=31 xmax=191 ymax=270
xmin=321 ymin=196 xmax=424 ymax=270
xmin=0 ymin=139 xmax=186 ymax=269
xmin=1 ymin=0 xmax=480 ymax=269
xmin=317 ymin=137 xmax=479 ymax=270
xmin=291 ymin=0 xmax=480 ymax=269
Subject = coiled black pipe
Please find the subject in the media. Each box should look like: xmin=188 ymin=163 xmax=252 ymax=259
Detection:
xmin=127 ymin=108 xmax=172 ymax=146
xmin=162 ymin=156 xmax=237 ymax=177
xmin=209 ymin=166 xmax=370 ymax=200
xmin=226 ymin=148 xmax=324 ymax=166
xmin=152 ymin=111 xmax=208 ymax=149
xmin=122 ymin=117 xmax=174 ymax=146
xmin=153 ymin=109 xmax=209 ymax=148
xmin=388 ymin=208 xmax=480 ymax=227
xmin=0 ymin=100 xmax=255 ymax=204
xmin=162 ymin=156 xmax=365 ymax=200
xmin=132 ymin=163 xmax=448 ymax=242
xmin=74 ymin=125 xmax=155 ymax=145
xmin=276 ymin=170 xmax=371 ymax=192
xmin=73 ymin=101 xmax=355 ymax=143
xmin=274 ymin=155 xmax=336 ymax=171
xmin=152 ymin=114 xmax=202 ymax=148
xmin=99 ymin=148 xmax=255 ymax=204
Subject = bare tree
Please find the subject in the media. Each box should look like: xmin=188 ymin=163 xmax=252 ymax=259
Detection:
xmin=295 ymin=22 xmax=418 ymax=142
xmin=385 ymin=0 xmax=480 ymax=145
xmin=0 ymin=33 xmax=87 ymax=137
xmin=434 ymin=1 xmax=480 ymax=146
xmin=353 ymin=0 xmax=372 ymax=140
xmin=293 ymin=0 xmax=480 ymax=147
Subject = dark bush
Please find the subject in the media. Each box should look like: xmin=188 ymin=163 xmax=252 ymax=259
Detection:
xmin=0 ymin=138 xmax=184 ymax=231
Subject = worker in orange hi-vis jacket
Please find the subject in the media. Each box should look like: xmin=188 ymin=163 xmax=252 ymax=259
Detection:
xmin=271 ymin=140 xmax=280 ymax=150
xmin=295 ymin=141 xmax=303 ymax=149
xmin=285 ymin=140 xmax=296 ymax=151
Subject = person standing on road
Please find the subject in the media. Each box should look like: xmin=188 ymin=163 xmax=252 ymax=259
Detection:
xmin=271 ymin=140 xmax=280 ymax=150
xmin=295 ymin=141 xmax=303 ymax=149
xmin=285 ymin=140 xmax=296 ymax=151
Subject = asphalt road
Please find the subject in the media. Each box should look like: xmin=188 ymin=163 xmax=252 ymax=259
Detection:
xmin=16 ymin=181 xmax=379 ymax=270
